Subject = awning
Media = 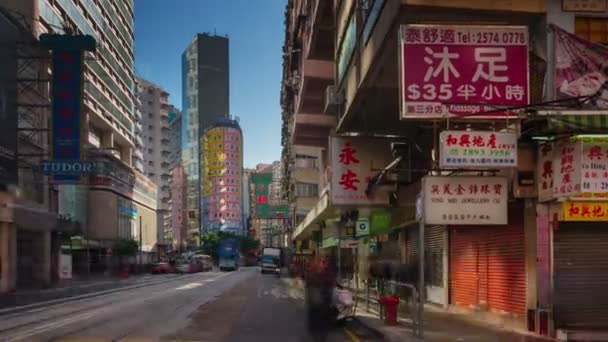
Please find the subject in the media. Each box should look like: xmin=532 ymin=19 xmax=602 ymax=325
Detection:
xmin=293 ymin=193 xmax=331 ymax=240
xmin=548 ymin=114 xmax=608 ymax=132
xmin=532 ymin=111 xmax=608 ymax=136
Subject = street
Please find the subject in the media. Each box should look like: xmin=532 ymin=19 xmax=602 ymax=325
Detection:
xmin=0 ymin=268 xmax=379 ymax=342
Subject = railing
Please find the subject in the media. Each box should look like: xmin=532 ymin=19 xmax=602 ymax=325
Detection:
xmin=365 ymin=279 xmax=424 ymax=338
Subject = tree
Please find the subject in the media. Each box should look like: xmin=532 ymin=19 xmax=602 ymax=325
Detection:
xmin=113 ymin=238 xmax=138 ymax=256
xmin=199 ymin=232 xmax=261 ymax=260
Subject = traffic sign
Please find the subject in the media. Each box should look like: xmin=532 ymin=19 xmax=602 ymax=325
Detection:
xmin=356 ymin=218 xmax=370 ymax=237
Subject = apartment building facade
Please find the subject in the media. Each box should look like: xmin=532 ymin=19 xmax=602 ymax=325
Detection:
xmin=136 ymin=77 xmax=180 ymax=246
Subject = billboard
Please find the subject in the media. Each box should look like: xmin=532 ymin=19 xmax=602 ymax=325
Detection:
xmin=251 ymin=172 xmax=288 ymax=219
xmin=51 ymin=49 xmax=84 ymax=182
xmin=400 ymin=24 xmax=529 ymax=119
xmin=0 ymin=15 xmax=18 ymax=186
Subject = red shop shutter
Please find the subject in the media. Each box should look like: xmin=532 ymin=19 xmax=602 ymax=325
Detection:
xmin=449 ymin=204 xmax=526 ymax=318
xmin=450 ymin=226 xmax=480 ymax=309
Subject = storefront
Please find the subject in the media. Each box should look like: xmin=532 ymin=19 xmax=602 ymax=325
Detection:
xmin=449 ymin=203 xmax=526 ymax=319
xmin=553 ymin=217 xmax=608 ymax=329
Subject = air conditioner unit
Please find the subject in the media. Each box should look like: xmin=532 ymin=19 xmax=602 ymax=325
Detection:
xmin=324 ymin=85 xmax=344 ymax=115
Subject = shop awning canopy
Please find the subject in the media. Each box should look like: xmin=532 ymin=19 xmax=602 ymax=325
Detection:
xmin=528 ymin=111 xmax=608 ymax=138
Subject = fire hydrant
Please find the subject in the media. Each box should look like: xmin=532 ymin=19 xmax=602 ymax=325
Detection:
xmin=379 ymin=296 xmax=400 ymax=325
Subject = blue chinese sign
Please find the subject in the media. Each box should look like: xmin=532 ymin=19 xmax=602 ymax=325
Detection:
xmin=51 ymin=50 xmax=84 ymax=182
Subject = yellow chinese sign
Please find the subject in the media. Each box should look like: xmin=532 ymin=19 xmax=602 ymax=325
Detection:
xmin=562 ymin=201 xmax=608 ymax=221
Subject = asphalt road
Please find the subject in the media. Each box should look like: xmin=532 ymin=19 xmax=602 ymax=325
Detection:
xmin=0 ymin=268 xmax=382 ymax=342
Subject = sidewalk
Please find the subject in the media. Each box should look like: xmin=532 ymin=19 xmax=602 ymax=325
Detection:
xmin=0 ymin=273 xmax=174 ymax=310
xmin=284 ymin=276 xmax=553 ymax=341
xmin=355 ymin=303 xmax=554 ymax=342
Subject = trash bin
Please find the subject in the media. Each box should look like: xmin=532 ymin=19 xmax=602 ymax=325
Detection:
xmin=379 ymin=296 xmax=400 ymax=325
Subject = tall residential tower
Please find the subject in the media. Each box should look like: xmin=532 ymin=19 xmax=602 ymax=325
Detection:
xmin=181 ymin=33 xmax=229 ymax=245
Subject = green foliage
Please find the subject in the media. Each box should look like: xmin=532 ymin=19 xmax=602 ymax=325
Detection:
xmin=113 ymin=238 xmax=139 ymax=256
xmin=199 ymin=232 xmax=261 ymax=260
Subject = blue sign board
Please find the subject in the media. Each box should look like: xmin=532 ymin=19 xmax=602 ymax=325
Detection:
xmin=41 ymin=160 xmax=96 ymax=176
xmin=51 ymin=50 xmax=83 ymax=181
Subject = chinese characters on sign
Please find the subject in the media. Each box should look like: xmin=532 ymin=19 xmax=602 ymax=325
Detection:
xmin=562 ymin=0 xmax=607 ymax=12
xmin=553 ymin=142 xmax=582 ymax=197
xmin=423 ymin=176 xmax=508 ymax=225
xmin=400 ymin=25 xmax=529 ymax=119
xmin=330 ymin=137 xmax=394 ymax=205
xmin=562 ymin=201 xmax=608 ymax=221
xmin=581 ymin=142 xmax=608 ymax=196
xmin=537 ymin=143 xmax=554 ymax=202
xmin=51 ymin=50 xmax=84 ymax=181
xmin=439 ymin=130 xmax=517 ymax=168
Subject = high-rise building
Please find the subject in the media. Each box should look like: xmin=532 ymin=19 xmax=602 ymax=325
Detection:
xmin=181 ymin=33 xmax=229 ymax=245
xmin=135 ymin=77 xmax=180 ymax=245
xmin=1 ymin=0 xmax=160 ymax=281
xmin=201 ymin=119 xmax=243 ymax=235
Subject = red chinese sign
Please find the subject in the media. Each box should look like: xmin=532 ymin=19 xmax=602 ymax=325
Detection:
xmin=537 ymin=143 xmax=554 ymax=202
xmin=330 ymin=137 xmax=394 ymax=205
xmin=563 ymin=201 xmax=608 ymax=221
xmin=551 ymin=140 xmax=608 ymax=198
xmin=401 ymin=24 xmax=529 ymax=119
xmin=553 ymin=142 xmax=582 ymax=197
xmin=440 ymin=130 xmax=517 ymax=168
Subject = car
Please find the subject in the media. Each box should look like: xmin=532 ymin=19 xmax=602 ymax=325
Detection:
xmin=151 ymin=262 xmax=173 ymax=274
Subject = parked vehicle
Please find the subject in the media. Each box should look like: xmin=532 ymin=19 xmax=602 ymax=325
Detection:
xmin=193 ymin=254 xmax=213 ymax=271
xmin=151 ymin=262 xmax=173 ymax=274
xmin=261 ymin=247 xmax=281 ymax=274
xmin=218 ymin=239 xmax=240 ymax=271
xmin=176 ymin=262 xmax=203 ymax=274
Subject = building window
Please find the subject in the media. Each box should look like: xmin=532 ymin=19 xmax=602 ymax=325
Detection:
xmin=296 ymin=183 xmax=319 ymax=198
xmin=575 ymin=17 xmax=608 ymax=44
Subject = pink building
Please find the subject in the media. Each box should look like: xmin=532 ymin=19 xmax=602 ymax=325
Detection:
xmin=170 ymin=165 xmax=187 ymax=251
xmin=201 ymin=120 xmax=243 ymax=234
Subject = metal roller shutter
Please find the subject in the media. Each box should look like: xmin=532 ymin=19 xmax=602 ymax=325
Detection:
xmin=554 ymin=222 xmax=608 ymax=329
xmin=450 ymin=205 xmax=526 ymax=318
xmin=426 ymin=226 xmax=444 ymax=287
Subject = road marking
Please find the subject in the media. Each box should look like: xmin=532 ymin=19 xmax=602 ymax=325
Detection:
xmin=175 ymin=282 xmax=204 ymax=290
xmin=344 ymin=327 xmax=361 ymax=342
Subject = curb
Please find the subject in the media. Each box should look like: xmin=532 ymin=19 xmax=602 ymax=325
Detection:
xmin=0 ymin=272 xmax=204 ymax=317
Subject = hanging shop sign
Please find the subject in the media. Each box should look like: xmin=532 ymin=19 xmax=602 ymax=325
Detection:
xmin=330 ymin=136 xmax=394 ymax=206
xmin=553 ymin=141 xmax=583 ymax=197
xmin=423 ymin=176 xmax=508 ymax=225
xmin=562 ymin=201 xmax=608 ymax=221
xmin=537 ymin=143 xmax=555 ymax=202
xmin=439 ymin=130 xmax=517 ymax=168
xmin=553 ymin=140 xmax=608 ymax=198
xmin=400 ymin=24 xmax=529 ymax=119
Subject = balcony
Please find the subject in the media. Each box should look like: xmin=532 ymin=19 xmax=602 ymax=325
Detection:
xmin=304 ymin=0 xmax=334 ymax=61
xmin=291 ymin=58 xmax=336 ymax=147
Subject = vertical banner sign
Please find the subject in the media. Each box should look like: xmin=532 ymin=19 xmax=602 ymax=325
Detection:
xmin=536 ymin=204 xmax=551 ymax=308
xmin=400 ymin=25 xmax=529 ymax=119
xmin=0 ymin=19 xmax=18 ymax=186
xmin=52 ymin=50 xmax=83 ymax=182
xmin=537 ymin=143 xmax=555 ymax=202
xmin=553 ymin=141 xmax=582 ymax=197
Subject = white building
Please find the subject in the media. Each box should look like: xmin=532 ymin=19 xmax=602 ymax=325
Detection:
xmin=136 ymin=77 xmax=179 ymax=245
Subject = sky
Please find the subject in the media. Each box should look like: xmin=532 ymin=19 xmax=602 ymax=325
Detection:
xmin=134 ymin=0 xmax=286 ymax=168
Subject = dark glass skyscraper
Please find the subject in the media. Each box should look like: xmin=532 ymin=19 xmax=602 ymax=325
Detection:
xmin=181 ymin=33 xmax=229 ymax=246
